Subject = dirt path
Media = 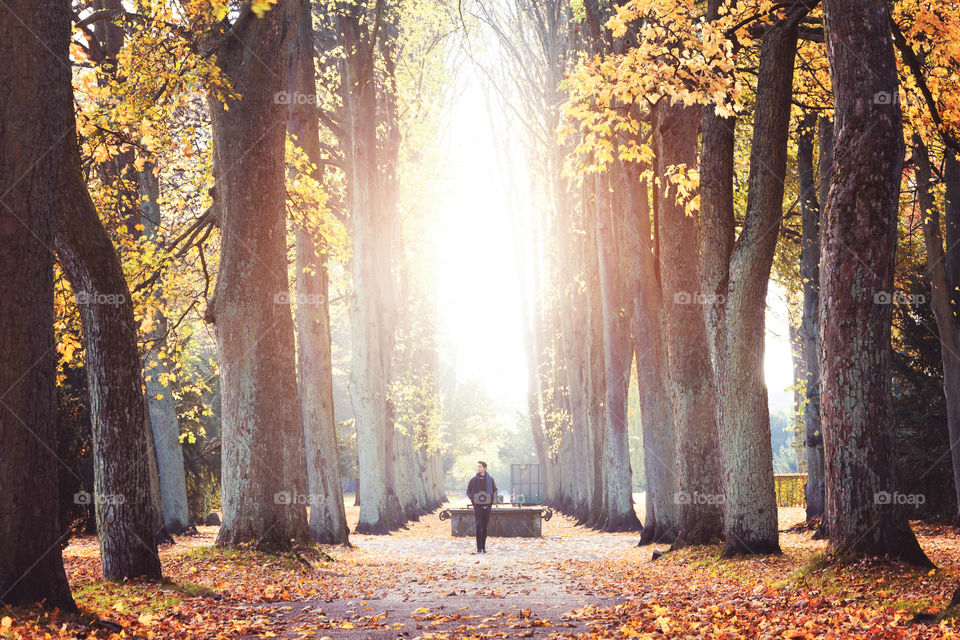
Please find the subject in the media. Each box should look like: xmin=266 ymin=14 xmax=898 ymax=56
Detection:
xmin=58 ymin=504 xmax=960 ymax=639
xmin=259 ymin=507 xmax=654 ymax=639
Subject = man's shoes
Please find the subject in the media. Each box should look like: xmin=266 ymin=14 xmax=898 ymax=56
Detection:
xmin=480 ymin=549 xmax=486 ymax=554
xmin=473 ymin=550 xmax=482 ymax=554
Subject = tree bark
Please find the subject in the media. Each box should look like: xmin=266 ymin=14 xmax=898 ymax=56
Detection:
xmin=595 ymin=163 xmax=642 ymax=532
xmin=704 ymin=3 xmax=809 ymax=556
xmin=286 ymin=0 xmax=351 ymax=546
xmin=623 ymin=164 xmax=679 ymax=545
xmin=654 ymin=101 xmax=724 ymax=547
xmin=916 ymin=139 xmax=960 ymax=528
xmin=206 ymin=2 xmax=310 ymax=550
xmin=81 ymin=2 xmax=190 ymax=538
xmin=0 ymin=0 xmax=76 ymax=608
xmin=56 ymin=132 xmax=163 ymax=580
xmin=144 ymin=314 xmax=191 ymax=533
xmin=798 ymin=114 xmax=825 ymax=520
xmin=339 ymin=1 xmax=404 ymax=533
xmin=138 ymin=167 xmax=191 ymax=534
xmin=818 ymin=0 xmax=929 ymax=565
xmin=294 ymin=227 xmax=351 ymax=543
xmin=786 ymin=292 xmax=807 ymax=473
xmin=944 ymin=151 xmax=960 ymax=527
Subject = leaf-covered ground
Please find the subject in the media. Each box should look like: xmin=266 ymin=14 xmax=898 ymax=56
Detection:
xmin=4 ymin=504 xmax=960 ymax=638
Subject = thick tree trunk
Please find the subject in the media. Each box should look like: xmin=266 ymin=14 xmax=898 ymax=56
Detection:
xmin=207 ymin=3 xmax=310 ymax=550
xmin=819 ymin=0 xmax=929 ymax=565
xmin=916 ymin=140 xmax=960 ymax=528
xmin=56 ymin=133 xmax=162 ymax=580
xmin=287 ymin=1 xmax=351 ymax=546
xmin=654 ymin=102 xmax=724 ymax=547
xmin=798 ymin=114 xmax=825 ymax=520
xmin=704 ymin=5 xmax=808 ymax=556
xmin=339 ymin=4 xmax=403 ymax=533
xmin=623 ymin=164 xmax=679 ymax=545
xmin=0 ymin=0 xmax=75 ymax=608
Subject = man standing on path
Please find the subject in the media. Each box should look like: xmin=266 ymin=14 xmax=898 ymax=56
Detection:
xmin=466 ymin=461 xmax=497 ymax=554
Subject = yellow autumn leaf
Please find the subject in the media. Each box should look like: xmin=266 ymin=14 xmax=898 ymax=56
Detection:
xmin=656 ymin=615 xmax=671 ymax=634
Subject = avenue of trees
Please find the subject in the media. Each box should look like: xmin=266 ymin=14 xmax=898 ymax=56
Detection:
xmin=4 ymin=0 xmax=960 ymax=612
xmin=476 ymin=0 xmax=960 ymax=561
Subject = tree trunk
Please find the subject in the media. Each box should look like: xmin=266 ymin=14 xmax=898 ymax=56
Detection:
xmin=510 ymin=154 xmax=554 ymax=509
xmin=339 ymin=3 xmax=404 ymax=533
xmin=138 ymin=167 xmax=191 ymax=534
xmin=706 ymin=4 xmax=808 ymax=556
xmin=82 ymin=4 xmax=189 ymax=538
xmin=206 ymin=3 xmax=310 ymax=550
xmin=56 ymin=132 xmax=162 ymax=580
xmin=0 ymin=0 xmax=75 ymax=608
xmin=944 ymin=151 xmax=960 ymax=527
xmin=798 ymin=114 xmax=825 ymax=520
xmin=393 ymin=430 xmax=421 ymax=520
xmin=916 ymin=139 xmax=960 ymax=528
xmin=818 ymin=0 xmax=929 ymax=565
xmin=624 ymin=163 xmax=679 ymax=545
xmin=654 ymin=102 xmax=724 ymax=547
xmin=295 ymin=229 xmax=352 ymax=543
xmin=585 ymin=178 xmax=606 ymax=526
xmin=144 ymin=314 xmax=191 ymax=533
xmin=594 ymin=166 xmax=641 ymax=531
xmin=786 ymin=293 xmax=807 ymax=473
xmin=287 ymin=0 xmax=351 ymax=546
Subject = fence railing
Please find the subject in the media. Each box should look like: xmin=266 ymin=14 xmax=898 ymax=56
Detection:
xmin=774 ymin=473 xmax=807 ymax=507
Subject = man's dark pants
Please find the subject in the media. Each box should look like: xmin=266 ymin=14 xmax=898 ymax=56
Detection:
xmin=474 ymin=505 xmax=491 ymax=551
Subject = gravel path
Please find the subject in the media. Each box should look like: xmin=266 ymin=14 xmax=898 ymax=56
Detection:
xmin=260 ymin=507 xmax=650 ymax=639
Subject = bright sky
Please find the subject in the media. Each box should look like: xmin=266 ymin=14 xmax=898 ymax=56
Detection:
xmin=433 ymin=65 xmax=797 ymax=426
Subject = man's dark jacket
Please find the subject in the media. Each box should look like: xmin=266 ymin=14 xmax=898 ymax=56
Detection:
xmin=467 ymin=472 xmax=498 ymax=505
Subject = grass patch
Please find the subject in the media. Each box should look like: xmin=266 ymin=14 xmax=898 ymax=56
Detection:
xmin=76 ymin=582 xmax=177 ymax=617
